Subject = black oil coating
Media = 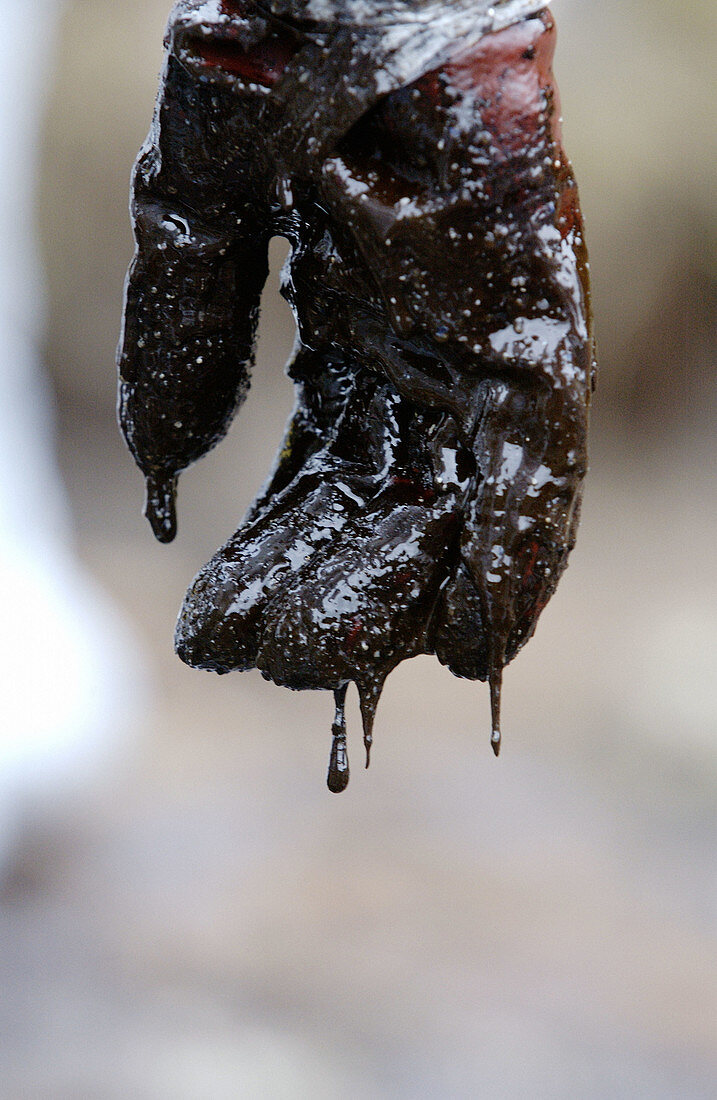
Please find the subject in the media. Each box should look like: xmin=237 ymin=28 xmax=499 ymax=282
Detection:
xmin=118 ymin=0 xmax=594 ymax=783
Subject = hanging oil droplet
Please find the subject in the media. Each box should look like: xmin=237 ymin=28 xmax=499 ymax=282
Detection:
xmin=145 ymin=473 xmax=178 ymax=544
xmin=358 ymin=677 xmax=384 ymax=769
xmin=489 ymin=665 xmax=503 ymax=757
xmin=327 ymin=684 xmax=349 ymax=793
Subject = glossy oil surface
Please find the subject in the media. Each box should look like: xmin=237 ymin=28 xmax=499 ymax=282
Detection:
xmin=118 ymin=0 xmax=594 ymax=787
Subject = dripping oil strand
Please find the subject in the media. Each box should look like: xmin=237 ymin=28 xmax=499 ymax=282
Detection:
xmin=358 ymin=678 xmax=383 ymax=769
xmin=145 ymin=472 xmax=178 ymax=544
xmin=489 ymin=665 xmax=502 ymax=757
xmin=327 ymin=684 xmax=350 ymax=793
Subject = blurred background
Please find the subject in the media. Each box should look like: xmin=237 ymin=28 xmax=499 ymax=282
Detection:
xmin=0 ymin=0 xmax=715 ymax=1096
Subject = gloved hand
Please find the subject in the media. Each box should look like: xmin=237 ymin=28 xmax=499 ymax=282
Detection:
xmin=118 ymin=0 xmax=594 ymax=788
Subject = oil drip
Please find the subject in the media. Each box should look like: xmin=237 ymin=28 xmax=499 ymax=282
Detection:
xmin=144 ymin=474 xmax=178 ymax=544
xmin=489 ymin=665 xmax=502 ymax=757
xmin=327 ymin=683 xmax=350 ymax=793
xmin=358 ymin=677 xmax=384 ymax=769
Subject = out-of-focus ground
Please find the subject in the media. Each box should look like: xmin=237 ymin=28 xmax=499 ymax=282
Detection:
xmin=1 ymin=0 xmax=715 ymax=1096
